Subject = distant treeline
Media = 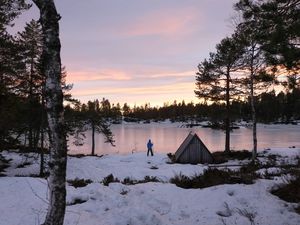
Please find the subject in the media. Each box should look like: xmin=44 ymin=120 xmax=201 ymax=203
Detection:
xmin=74 ymin=90 xmax=299 ymax=124
xmin=140 ymin=91 xmax=299 ymax=123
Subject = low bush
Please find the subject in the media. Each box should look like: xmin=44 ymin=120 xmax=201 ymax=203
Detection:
xmin=67 ymin=178 xmax=92 ymax=188
xmin=271 ymin=172 xmax=300 ymax=203
xmin=212 ymin=150 xmax=252 ymax=164
xmin=16 ymin=161 xmax=32 ymax=168
xmin=0 ymin=155 xmax=10 ymax=176
xmin=167 ymin=153 xmax=176 ymax=163
xmin=122 ymin=176 xmax=160 ymax=185
xmin=150 ymin=166 xmax=159 ymax=170
xmin=170 ymin=168 xmax=257 ymax=189
xmin=67 ymin=197 xmax=87 ymax=206
xmin=102 ymin=174 xmax=120 ymax=186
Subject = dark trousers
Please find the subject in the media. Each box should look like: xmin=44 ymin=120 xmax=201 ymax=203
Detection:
xmin=147 ymin=148 xmax=153 ymax=156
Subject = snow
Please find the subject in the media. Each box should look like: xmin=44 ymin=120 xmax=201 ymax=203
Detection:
xmin=262 ymin=147 xmax=300 ymax=157
xmin=1 ymin=148 xmax=300 ymax=225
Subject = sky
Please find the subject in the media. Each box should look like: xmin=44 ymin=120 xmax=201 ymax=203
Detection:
xmin=16 ymin=0 xmax=237 ymax=106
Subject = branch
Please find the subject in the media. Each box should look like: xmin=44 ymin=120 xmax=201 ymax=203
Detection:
xmin=32 ymin=0 xmax=43 ymax=9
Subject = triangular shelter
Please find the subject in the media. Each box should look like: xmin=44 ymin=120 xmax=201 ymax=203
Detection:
xmin=175 ymin=132 xmax=214 ymax=164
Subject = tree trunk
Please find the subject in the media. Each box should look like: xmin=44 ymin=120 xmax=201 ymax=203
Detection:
xmin=225 ymin=66 xmax=231 ymax=153
xmin=250 ymin=48 xmax=257 ymax=161
xmin=34 ymin=127 xmax=40 ymax=151
xmin=29 ymin=127 xmax=33 ymax=150
xmin=92 ymin=123 xmax=95 ymax=155
xmin=28 ymin=53 xmax=35 ymax=151
xmin=32 ymin=1 xmax=67 ymax=225
xmin=251 ymin=101 xmax=257 ymax=160
xmin=40 ymin=95 xmax=45 ymax=177
xmin=40 ymin=125 xmax=44 ymax=177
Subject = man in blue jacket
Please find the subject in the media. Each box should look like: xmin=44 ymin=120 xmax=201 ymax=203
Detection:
xmin=147 ymin=139 xmax=154 ymax=156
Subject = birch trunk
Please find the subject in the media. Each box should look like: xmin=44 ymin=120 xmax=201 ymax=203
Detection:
xmin=32 ymin=1 xmax=67 ymax=225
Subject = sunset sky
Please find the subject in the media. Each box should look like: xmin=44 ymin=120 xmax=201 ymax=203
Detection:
xmin=17 ymin=0 xmax=237 ymax=106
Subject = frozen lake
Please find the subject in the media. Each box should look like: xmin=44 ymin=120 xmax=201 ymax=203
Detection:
xmin=68 ymin=122 xmax=300 ymax=155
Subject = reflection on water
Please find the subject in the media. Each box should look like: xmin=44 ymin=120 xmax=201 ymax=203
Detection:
xmin=68 ymin=123 xmax=300 ymax=155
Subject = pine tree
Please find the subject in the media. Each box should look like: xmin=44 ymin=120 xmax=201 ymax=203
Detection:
xmin=195 ymin=35 xmax=244 ymax=152
xmin=84 ymin=100 xmax=115 ymax=155
xmin=17 ymin=20 xmax=43 ymax=151
xmin=0 ymin=0 xmax=30 ymax=148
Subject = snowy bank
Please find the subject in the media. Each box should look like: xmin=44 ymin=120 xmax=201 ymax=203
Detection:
xmin=0 ymin=148 xmax=300 ymax=225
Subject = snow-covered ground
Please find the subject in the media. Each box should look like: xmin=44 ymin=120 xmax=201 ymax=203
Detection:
xmin=1 ymin=148 xmax=300 ymax=225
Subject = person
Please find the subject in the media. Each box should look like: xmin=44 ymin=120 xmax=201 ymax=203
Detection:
xmin=147 ymin=139 xmax=154 ymax=156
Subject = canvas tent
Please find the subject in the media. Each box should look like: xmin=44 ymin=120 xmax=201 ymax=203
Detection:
xmin=175 ymin=132 xmax=214 ymax=164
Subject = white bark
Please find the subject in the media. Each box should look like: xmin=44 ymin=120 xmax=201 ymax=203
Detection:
xmin=32 ymin=1 xmax=67 ymax=225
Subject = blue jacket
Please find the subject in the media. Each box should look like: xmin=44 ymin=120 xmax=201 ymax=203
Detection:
xmin=147 ymin=141 xmax=153 ymax=149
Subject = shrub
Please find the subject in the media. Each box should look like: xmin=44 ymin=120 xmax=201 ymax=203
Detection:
xmin=212 ymin=150 xmax=252 ymax=164
xmin=0 ymin=154 xmax=10 ymax=176
xmin=167 ymin=153 xmax=176 ymax=163
xmin=143 ymin=176 xmax=160 ymax=183
xmin=150 ymin=166 xmax=159 ymax=170
xmin=102 ymin=174 xmax=120 ymax=186
xmin=120 ymin=189 xmax=128 ymax=195
xmin=122 ymin=177 xmax=136 ymax=185
xmin=170 ymin=168 xmax=257 ymax=189
xmin=67 ymin=178 xmax=92 ymax=188
xmin=271 ymin=172 xmax=300 ymax=203
xmin=122 ymin=176 xmax=160 ymax=185
xmin=16 ymin=161 xmax=32 ymax=168
xmin=67 ymin=197 xmax=87 ymax=206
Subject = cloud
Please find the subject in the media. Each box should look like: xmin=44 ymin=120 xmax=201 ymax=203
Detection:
xmin=147 ymin=70 xmax=195 ymax=79
xmin=66 ymin=67 xmax=196 ymax=85
xmin=121 ymin=7 xmax=198 ymax=37
xmin=71 ymin=81 xmax=194 ymax=97
xmin=71 ymin=80 xmax=197 ymax=107
xmin=66 ymin=69 xmax=132 ymax=83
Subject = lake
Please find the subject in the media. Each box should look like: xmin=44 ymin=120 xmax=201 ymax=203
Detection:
xmin=68 ymin=122 xmax=300 ymax=155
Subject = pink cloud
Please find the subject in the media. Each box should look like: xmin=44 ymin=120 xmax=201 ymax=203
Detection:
xmin=71 ymin=81 xmax=198 ymax=106
xmin=66 ymin=69 xmax=132 ymax=83
xmin=148 ymin=70 xmax=195 ymax=78
xmin=71 ymin=81 xmax=194 ymax=97
xmin=122 ymin=8 xmax=198 ymax=37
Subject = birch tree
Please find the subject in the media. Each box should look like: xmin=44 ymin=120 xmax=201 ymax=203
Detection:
xmin=237 ymin=25 xmax=273 ymax=160
xmin=32 ymin=1 xmax=67 ymax=225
